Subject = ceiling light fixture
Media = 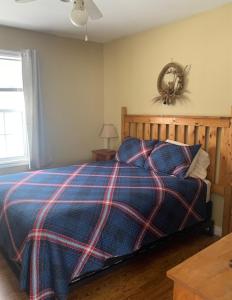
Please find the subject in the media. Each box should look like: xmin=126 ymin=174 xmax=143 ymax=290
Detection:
xmin=70 ymin=0 xmax=88 ymax=27
xmin=15 ymin=0 xmax=103 ymax=42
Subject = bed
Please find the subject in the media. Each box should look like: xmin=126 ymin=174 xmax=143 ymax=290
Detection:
xmin=0 ymin=107 xmax=231 ymax=300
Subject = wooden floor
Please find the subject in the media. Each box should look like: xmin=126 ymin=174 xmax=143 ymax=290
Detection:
xmin=0 ymin=232 xmax=218 ymax=300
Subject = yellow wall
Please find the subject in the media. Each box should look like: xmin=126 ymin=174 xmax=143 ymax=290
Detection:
xmin=104 ymin=4 xmax=232 ymax=128
xmin=0 ymin=26 xmax=104 ymax=166
xmin=104 ymin=4 xmax=232 ymax=230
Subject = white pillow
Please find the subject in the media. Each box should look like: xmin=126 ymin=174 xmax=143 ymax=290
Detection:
xmin=165 ymin=139 xmax=210 ymax=180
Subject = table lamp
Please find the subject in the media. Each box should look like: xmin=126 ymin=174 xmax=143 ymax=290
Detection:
xmin=99 ymin=124 xmax=118 ymax=149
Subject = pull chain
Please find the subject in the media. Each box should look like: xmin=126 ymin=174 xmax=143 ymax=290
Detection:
xmin=85 ymin=23 xmax=88 ymax=42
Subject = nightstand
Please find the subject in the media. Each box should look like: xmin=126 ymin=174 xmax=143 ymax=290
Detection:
xmin=92 ymin=149 xmax=116 ymax=161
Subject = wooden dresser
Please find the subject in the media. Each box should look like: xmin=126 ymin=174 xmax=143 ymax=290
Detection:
xmin=167 ymin=233 xmax=232 ymax=300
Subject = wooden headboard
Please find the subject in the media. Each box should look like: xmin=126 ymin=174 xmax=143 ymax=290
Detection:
xmin=121 ymin=107 xmax=232 ymax=235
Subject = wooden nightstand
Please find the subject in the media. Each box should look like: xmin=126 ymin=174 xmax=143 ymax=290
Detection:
xmin=92 ymin=149 xmax=116 ymax=161
xmin=167 ymin=233 xmax=232 ymax=300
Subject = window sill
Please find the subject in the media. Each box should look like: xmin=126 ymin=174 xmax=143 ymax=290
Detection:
xmin=0 ymin=160 xmax=29 ymax=169
xmin=0 ymin=160 xmax=29 ymax=175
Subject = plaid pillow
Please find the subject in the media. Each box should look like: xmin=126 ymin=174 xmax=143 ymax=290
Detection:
xmin=116 ymin=137 xmax=157 ymax=168
xmin=144 ymin=141 xmax=201 ymax=177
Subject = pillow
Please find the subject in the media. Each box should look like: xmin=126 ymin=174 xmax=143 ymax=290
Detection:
xmin=166 ymin=139 xmax=210 ymax=179
xmin=144 ymin=141 xmax=201 ymax=177
xmin=116 ymin=137 xmax=156 ymax=167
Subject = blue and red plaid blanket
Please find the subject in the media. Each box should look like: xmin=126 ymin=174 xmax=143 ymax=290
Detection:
xmin=0 ymin=161 xmax=207 ymax=300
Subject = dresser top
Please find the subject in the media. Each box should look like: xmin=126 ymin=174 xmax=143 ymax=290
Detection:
xmin=167 ymin=233 xmax=232 ymax=300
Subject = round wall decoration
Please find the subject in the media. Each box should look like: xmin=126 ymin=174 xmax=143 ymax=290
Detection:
xmin=153 ymin=62 xmax=190 ymax=105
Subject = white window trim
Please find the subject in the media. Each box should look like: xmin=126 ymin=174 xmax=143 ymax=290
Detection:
xmin=0 ymin=158 xmax=29 ymax=169
xmin=0 ymin=49 xmax=21 ymax=60
xmin=0 ymin=49 xmax=29 ymax=169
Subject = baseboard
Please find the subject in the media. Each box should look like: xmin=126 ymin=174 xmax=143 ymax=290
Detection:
xmin=214 ymin=225 xmax=222 ymax=237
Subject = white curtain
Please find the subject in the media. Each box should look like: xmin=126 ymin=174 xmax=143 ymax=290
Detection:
xmin=21 ymin=49 xmax=51 ymax=169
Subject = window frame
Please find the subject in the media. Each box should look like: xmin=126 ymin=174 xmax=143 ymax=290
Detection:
xmin=0 ymin=50 xmax=29 ymax=168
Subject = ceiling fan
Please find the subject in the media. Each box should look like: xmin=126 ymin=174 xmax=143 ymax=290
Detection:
xmin=15 ymin=0 xmax=103 ymax=40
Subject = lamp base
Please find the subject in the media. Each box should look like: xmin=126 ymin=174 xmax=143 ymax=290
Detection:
xmin=106 ymin=138 xmax=110 ymax=149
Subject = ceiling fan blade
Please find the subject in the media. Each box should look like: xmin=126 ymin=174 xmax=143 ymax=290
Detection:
xmin=15 ymin=0 xmax=37 ymax=3
xmin=85 ymin=0 xmax=103 ymax=20
xmin=15 ymin=0 xmax=72 ymax=2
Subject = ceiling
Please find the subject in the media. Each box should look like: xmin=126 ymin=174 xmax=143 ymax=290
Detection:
xmin=0 ymin=0 xmax=231 ymax=43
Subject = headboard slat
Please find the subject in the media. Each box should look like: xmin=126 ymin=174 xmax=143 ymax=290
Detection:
xmin=220 ymin=127 xmax=232 ymax=186
xmin=151 ymin=124 xmax=159 ymax=140
xmin=219 ymin=128 xmax=226 ymax=185
xmin=168 ymin=124 xmax=176 ymax=140
xmin=187 ymin=125 xmax=196 ymax=144
xmin=207 ymin=127 xmax=217 ymax=182
xmin=160 ymin=124 xmax=167 ymax=141
xmin=130 ymin=123 xmax=136 ymax=138
xmin=124 ymin=122 xmax=130 ymax=138
xmin=144 ymin=123 xmax=151 ymax=140
xmin=176 ymin=125 xmax=185 ymax=143
xmin=198 ymin=126 xmax=206 ymax=149
xmin=136 ymin=123 xmax=143 ymax=139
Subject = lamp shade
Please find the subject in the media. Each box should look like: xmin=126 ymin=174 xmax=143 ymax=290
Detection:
xmin=99 ymin=124 xmax=118 ymax=139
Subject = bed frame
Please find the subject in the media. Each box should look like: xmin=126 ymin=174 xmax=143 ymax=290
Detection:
xmin=69 ymin=107 xmax=232 ymax=286
xmin=121 ymin=107 xmax=232 ymax=235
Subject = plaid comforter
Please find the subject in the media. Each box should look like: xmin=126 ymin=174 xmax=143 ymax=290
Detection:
xmin=0 ymin=161 xmax=207 ymax=300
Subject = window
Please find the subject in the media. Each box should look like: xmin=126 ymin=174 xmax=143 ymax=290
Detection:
xmin=0 ymin=50 xmax=28 ymax=167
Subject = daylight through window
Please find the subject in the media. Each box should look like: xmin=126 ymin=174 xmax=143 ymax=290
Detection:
xmin=0 ymin=51 xmax=28 ymax=166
